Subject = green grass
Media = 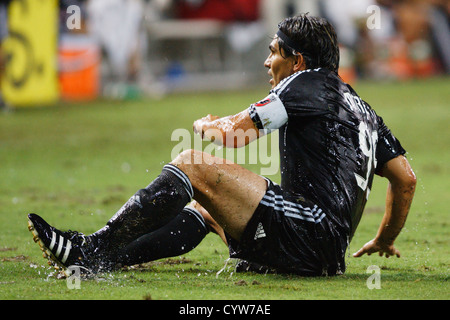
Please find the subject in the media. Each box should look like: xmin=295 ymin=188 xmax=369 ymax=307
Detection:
xmin=0 ymin=77 xmax=449 ymax=300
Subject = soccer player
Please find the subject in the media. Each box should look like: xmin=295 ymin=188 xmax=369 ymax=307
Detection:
xmin=28 ymin=14 xmax=416 ymax=276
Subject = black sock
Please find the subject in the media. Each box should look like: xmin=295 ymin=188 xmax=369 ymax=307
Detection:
xmin=91 ymin=164 xmax=194 ymax=259
xmin=116 ymin=207 xmax=209 ymax=266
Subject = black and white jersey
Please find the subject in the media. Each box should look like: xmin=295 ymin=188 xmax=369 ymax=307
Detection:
xmin=248 ymin=68 xmax=405 ymax=239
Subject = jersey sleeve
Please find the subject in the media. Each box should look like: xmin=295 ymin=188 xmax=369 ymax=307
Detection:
xmin=375 ymin=116 xmax=406 ymax=174
xmin=248 ymin=70 xmax=330 ymax=131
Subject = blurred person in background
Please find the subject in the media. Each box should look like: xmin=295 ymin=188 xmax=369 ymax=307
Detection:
xmin=374 ymin=0 xmax=446 ymax=78
xmin=321 ymin=0 xmax=448 ymax=79
xmin=86 ymin=0 xmax=145 ymax=84
xmin=427 ymin=0 xmax=450 ymax=73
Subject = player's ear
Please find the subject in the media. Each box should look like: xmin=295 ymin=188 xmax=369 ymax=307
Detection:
xmin=292 ymin=53 xmax=306 ymax=72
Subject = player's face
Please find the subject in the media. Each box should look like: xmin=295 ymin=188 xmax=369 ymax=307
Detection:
xmin=264 ymin=37 xmax=297 ymax=88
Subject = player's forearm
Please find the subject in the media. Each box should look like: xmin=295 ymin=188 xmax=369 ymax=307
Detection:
xmin=194 ymin=110 xmax=260 ymax=148
xmin=194 ymin=116 xmax=228 ymax=146
xmin=376 ymin=180 xmax=416 ymax=245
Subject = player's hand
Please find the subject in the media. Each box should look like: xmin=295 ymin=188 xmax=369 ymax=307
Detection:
xmin=353 ymin=238 xmax=401 ymax=258
xmin=193 ymin=114 xmax=220 ymax=138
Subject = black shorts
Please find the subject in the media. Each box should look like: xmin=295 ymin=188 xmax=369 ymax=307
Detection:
xmin=226 ymin=178 xmax=347 ymax=276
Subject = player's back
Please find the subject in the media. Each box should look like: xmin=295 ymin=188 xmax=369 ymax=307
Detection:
xmin=275 ymin=69 xmax=384 ymax=239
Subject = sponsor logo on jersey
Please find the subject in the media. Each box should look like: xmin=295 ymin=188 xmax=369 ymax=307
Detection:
xmin=254 ymin=96 xmax=275 ymax=107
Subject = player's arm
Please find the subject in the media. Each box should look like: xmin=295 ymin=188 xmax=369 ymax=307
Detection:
xmin=193 ymin=93 xmax=288 ymax=148
xmin=354 ymin=155 xmax=416 ymax=258
xmin=193 ymin=110 xmax=262 ymax=148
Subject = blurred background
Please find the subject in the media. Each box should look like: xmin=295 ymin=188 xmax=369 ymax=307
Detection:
xmin=0 ymin=0 xmax=449 ymax=107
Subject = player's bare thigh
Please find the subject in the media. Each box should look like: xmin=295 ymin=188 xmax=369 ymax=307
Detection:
xmin=171 ymin=149 xmax=267 ymax=241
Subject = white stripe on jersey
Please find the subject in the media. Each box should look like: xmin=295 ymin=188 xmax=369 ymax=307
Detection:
xmin=260 ymin=190 xmax=326 ymax=223
xmin=272 ymin=68 xmax=321 ymax=96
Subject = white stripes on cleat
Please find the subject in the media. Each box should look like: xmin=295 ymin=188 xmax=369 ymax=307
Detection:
xmin=49 ymin=231 xmax=72 ymax=264
xmin=27 ymin=220 xmax=72 ymax=276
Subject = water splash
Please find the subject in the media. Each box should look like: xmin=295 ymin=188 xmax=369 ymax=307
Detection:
xmin=216 ymin=257 xmax=235 ymax=279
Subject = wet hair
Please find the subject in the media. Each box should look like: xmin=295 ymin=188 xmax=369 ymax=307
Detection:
xmin=277 ymin=13 xmax=340 ymax=72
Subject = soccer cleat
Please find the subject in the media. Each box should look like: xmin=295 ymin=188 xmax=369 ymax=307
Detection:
xmin=27 ymin=213 xmax=101 ymax=275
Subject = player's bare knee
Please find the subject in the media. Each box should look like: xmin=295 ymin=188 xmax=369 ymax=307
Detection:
xmin=170 ymin=149 xmax=206 ymax=184
xmin=171 ymin=149 xmax=200 ymax=167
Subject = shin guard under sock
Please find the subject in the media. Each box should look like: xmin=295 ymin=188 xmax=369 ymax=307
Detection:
xmin=91 ymin=164 xmax=194 ymax=260
xmin=116 ymin=207 xmax=209 ymax=266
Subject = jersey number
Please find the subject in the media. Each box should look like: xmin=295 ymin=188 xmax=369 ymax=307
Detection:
xmin=355 ymin=121 xmax=378 ymax=199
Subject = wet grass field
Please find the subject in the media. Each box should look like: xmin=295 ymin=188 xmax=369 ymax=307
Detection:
xmin=0 ymin=77 xmax=448 ymax=301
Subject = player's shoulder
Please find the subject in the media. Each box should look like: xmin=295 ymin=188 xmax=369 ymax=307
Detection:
xmin=271 ymin=68 xmax=330 ymax=96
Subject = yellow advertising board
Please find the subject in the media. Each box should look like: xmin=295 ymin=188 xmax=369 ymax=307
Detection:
xmin=2 ymin=0 xmax=59 ymax=107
